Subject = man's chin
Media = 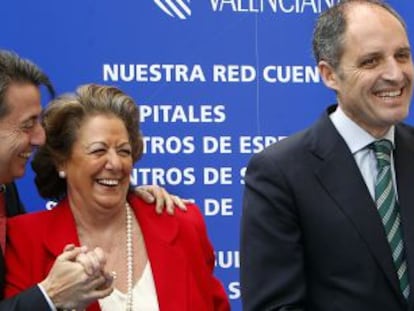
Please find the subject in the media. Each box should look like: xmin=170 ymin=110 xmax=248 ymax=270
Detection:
xmin=12 ymin=169 xmax=27 ymax=181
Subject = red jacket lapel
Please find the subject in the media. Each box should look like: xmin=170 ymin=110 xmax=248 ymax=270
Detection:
xmin=129 ymin=194 xmax=189 ymax=311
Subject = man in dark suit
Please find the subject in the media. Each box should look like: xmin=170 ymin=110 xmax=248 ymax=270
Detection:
xmin=240 ymin=0 xmax=414 ymax=310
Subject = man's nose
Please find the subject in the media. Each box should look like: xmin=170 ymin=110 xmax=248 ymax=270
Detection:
xmin=382 ymin=58 xmax=405 ymax=83
xmin=30 ymin=122 xmax=46 ymax=146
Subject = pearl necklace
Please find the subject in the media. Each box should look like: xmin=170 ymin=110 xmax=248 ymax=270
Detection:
xmin=126 ymin=202 xmax=133 ymax=311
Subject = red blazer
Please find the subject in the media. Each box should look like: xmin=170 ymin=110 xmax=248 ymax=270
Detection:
xmin=5 ymin=194 xmax=230 ymax=311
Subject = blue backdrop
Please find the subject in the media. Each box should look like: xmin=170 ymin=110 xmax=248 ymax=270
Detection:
xmin=1 ymin=1 xmax=413 ymax=309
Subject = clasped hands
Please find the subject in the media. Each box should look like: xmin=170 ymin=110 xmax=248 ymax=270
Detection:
xmin=40 ymin=244 xmax=113 ymax=311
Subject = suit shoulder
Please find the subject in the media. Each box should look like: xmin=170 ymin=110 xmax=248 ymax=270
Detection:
xmin=397 ymin=122 xmax=414 ymax=136
xmin=177 ymin=203 xmax=205 ymax=223
xmin=169 ymin=202 xmax=208 ymax=234
xmin=7 ymin=208 xmax=53 ymax=233
xmin=128 ymin=194 xmax=204 ymax=226
xmin=128 ymin=196 xmax=209 ymax=244
xmin=248 ymin=127 xmax=310 ymax=167
xmin=8 ymin=208 xmax=50 ymax=223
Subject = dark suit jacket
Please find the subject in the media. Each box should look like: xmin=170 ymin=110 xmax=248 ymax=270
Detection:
xmin=241 ymin=105 xmax=414 ymax=311
xmin=5 ymin=194 xmax=230 ymax=311
xmin=0 ymin=183 xmax=50 ymax=310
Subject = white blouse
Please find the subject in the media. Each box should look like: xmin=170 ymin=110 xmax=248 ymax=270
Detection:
xmin=99 ymin=262 xmax=160 ymax=311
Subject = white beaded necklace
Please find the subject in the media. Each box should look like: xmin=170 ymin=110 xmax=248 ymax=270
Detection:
xmin=125 ymin=202 xmax=134 ymax=311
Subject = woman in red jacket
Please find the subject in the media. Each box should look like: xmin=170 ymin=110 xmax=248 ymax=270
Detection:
xmin=5 ymin=84 xmax=230 ymax=311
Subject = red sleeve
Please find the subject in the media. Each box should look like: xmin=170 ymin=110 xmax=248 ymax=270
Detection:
xmin=5 ymin=215 xmax=41 ymax=297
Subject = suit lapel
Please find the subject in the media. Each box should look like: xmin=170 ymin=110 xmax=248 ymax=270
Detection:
xmin=43 ymin=198 xmax=81 ymax=257
xmin=309 ymin=109 xmax=403 ymax=301
xmin=130 ymin=195 xmax=188 ymax=311
xmin=394 ymin=125 xmax=414 ymax=306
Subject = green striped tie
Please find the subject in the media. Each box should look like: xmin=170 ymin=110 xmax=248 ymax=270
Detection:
xmin=371 ymin=139 xmax=410 ymax=299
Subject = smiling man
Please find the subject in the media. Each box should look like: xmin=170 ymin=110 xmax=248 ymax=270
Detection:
xmin=241 ymin=0 xmax=414 ymax=310
xmin=0 ymin=80 xmax=45 ymax=182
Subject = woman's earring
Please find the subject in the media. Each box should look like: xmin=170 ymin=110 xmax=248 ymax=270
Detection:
xmin=58 ymin=171 xmax=66 ymax=178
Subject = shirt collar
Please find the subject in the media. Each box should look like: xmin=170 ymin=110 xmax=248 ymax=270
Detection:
xmin=330 ymin=105 xmax=395 ymax=154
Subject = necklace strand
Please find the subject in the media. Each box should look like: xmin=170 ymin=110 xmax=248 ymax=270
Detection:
xmin=126 ymin=202 xmax=133 ymax=311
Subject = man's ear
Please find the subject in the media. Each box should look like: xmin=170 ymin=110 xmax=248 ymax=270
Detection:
xmin=318 ymin=60 xmax=340 ymax=92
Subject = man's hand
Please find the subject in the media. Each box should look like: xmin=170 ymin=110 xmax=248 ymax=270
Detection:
xmin=134 ymin=185 xmax=189 ymax=215
xmin=39 ymin=245 xmax=113 ymax=310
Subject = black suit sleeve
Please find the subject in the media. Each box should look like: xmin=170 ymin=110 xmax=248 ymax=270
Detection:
xmin=5 ymin=183 xmax=26 ymax=217
xmin=240 ymin=150 xmax=305 ymax=311
xmin=0 ymin=286 xmax=50 ymax=310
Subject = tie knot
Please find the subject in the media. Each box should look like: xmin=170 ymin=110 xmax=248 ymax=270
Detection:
xmin=370 ymin=139 xmax=393 ymax=167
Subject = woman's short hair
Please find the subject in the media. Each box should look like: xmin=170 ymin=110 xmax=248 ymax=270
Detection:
xmin=32 ymin=83 xmax=143 ymax=200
